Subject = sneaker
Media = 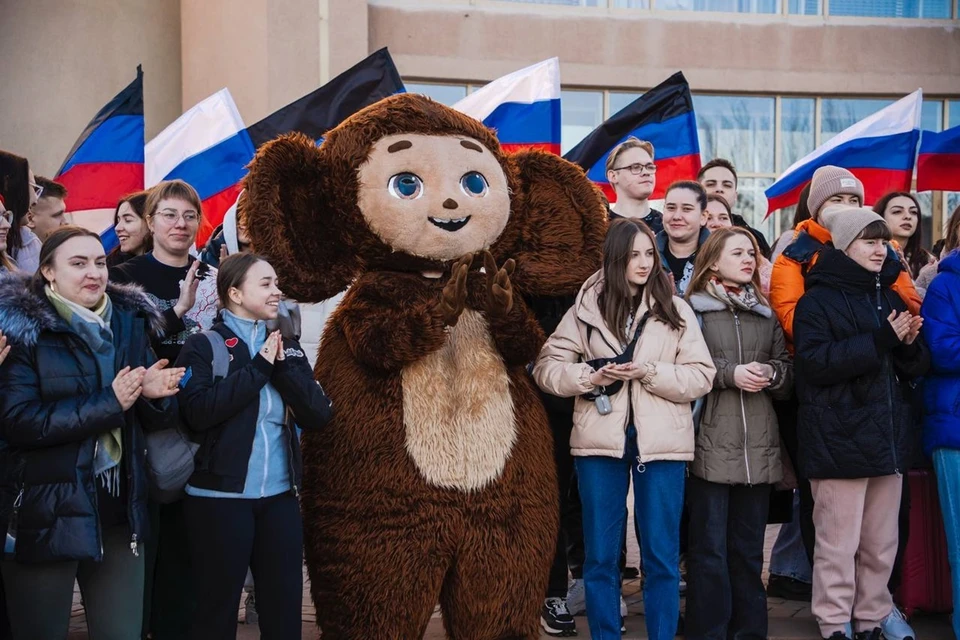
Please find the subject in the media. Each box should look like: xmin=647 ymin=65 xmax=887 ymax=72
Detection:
xmin=566 ymin=579 xmax=586 ymax=616
xmin=854 ymin=628 xmax=882 ymax=640
xmin=822 ymin=632 xmax=852 ymax=640
xmin=621 ymin=616 xmax=626 ymax=632
xmin=620 ymin=595 xmax=627 ymax=617
xmin=622 ymin=566 xmax=640 ymax=579
xmin=540 ymin=598 xmax=577 ymax=637
xmin=243 ymin=591 xmax=258 ymax=625
xmin=767 ymin=574 xmax=813 ymax=602
xmin=880 ymin=607 xmax=916 ymax=640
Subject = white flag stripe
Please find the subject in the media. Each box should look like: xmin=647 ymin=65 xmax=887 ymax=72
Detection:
xmin=779 ymin=89 xmax=923 ymax=181
xmin=144 ymin=88 xmax=246 ymax=187
xmin=453 ymin=58 xmax=560 ymax=122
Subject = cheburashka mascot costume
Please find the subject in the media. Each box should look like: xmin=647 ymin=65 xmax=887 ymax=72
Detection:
xmin=241 ymin=93 xmax=607 ymax=639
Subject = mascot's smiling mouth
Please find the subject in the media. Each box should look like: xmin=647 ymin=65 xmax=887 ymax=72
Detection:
xmin=428 ymin=216 xmax=471 ymax=232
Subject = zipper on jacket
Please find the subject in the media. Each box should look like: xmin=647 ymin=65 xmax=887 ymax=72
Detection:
xmin=253 ymin=321 xmax=273 ymax=497
xmin=130 ymin=533 xmax=139 ymax=557
xmin=733 ymin=311 xmax=752 ymax=485
xmin=873 ymin=277 xmax=901 ymax=476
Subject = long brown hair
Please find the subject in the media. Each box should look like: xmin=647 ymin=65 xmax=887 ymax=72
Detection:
xmin=873 ymin=191 xmax=930 ymax=279
xmin=944 ymin=203 xmax=960 ymax=257
xmin=111 ymin=189 xmax=153 ymax=257
xmin=600 ymin=219 xmax=683 ymax=343
xmin=687 ymin=227 xmax=769 ymax=306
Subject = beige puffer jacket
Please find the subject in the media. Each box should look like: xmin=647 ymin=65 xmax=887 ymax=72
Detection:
xmin=533 ymin=271 xmax=716 ymax=461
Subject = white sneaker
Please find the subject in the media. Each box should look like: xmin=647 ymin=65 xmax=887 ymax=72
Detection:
xmin=879 ymin=607 xmax=916 ymax=640
xmin=566 ymin=579 xmax=586 ymax=616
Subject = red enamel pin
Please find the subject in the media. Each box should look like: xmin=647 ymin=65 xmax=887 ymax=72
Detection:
xmin=225 ymin=337 xmax=239 ymax=348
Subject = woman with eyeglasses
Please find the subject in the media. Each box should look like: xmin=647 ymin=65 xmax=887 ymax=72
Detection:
xmin=109 ymin=179 xmax=210 ymax=640
xmin=0 ymin=150 xmax=42 ymax=274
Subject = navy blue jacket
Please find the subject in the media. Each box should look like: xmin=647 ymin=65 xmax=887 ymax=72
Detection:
xmin=0 ymin=274 xmax=178 ymax=563
xmin=921 ymin=250 xmax=960 ymax=456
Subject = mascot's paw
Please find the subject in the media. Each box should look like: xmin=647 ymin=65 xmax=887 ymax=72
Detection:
xmin=439 ymin=254 xmax=472 ymax=326
xmin=483 ymin=250 xmax=515 ymax=317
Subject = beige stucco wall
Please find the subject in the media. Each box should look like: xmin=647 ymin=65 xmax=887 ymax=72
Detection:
xmin=0 ymin=0 xmax=182 ymax=177
xmin=179 ymin=0 xmax=366 ymax=126
xmin=370 ymin=2 xmax=960 ymax=97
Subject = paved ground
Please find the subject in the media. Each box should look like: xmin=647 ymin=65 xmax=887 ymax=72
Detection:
xmin=67 ymin=514 xmax=954 ymax=639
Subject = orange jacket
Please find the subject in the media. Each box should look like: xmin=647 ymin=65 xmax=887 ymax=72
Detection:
xmin=770 ymin=219 xmax=922 ymax=344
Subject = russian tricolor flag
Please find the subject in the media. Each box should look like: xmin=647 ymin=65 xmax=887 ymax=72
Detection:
xmin=56 ymin=66 xmax=144 ymax=234
xmin=917 ymin=125 xmax=960 ymax=192
xmin=766 ymin=90 xmax=922 ymax=215
xmin=563 ymin=72 xmax=700 ymax=202
xmin=453 ymin=58 xmax=561 ymax=155
xmin=145 ymin=48 xmax=404 ymax=246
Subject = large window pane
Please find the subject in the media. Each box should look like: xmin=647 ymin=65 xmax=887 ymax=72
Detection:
xmin=789 ymin=0 xmax=821 ymax=13
xmin=609 ymin=92 xmax=642 ymax=116
xmin=561 ymin=90 xmax=603 ymax=155
xmin=694 ymin=95 xmax=775 ymax=173
xmin=950 ymin=101 xmax=960 ymax=129
xmin=654 ymin=0 xmax=778 ymax=11
xmin=923 ymin=100 xmax=944 ymax=133
xmin=736 ymin=178 xmax=776 ymax=243
xmin=404 ymin=83 xmax=467 ymax=106
xmin=820 ymin=98 xmax=894 ymax=143
xmin=780 ymin=98 xmax=815 ymax=170
xmin=827 ymin=0 xmax=951 ymax=18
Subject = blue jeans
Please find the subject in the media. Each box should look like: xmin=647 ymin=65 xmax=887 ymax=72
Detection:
xmin=769 ymin=491 xmax=813 ymax=583
xmin=933 ymin=448 xmax=960 ymax=640
xmin=575 ymin=425 xmax=685 ymax=640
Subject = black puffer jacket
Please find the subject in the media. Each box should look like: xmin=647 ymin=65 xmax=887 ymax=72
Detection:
xmin=0 ymin=273 xmax=179 ymax=563
xmin=794 ymin=249 xmax=930 ymax=479
xmin=176 ymin=321 xmax=332 ymax=493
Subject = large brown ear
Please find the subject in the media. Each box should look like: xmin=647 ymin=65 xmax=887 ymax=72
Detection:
xmin=243 ymin=133 xmax=361 ymax=302
xmin=495 ymin=149 xmax=608 ymax=297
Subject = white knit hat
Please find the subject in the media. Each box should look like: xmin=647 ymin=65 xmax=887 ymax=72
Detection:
xmin=820 ymin=205 xmax=886 ymax=252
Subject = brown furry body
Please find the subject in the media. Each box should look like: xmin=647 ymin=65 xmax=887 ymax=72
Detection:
xmin=304 ymin=271 xmax=556 ymax=638
xmin=241 ymin=93 xmax=607 ymax=639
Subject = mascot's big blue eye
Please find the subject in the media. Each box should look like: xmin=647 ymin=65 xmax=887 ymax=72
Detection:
xmin=460 ymin=172 xmax=488 ymax=197
xmin=388 ymin=173 xmax=423 ymax=200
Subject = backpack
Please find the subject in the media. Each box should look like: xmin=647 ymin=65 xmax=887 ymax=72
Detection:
xmin=144 ymin=331 xmax=229 ymax=503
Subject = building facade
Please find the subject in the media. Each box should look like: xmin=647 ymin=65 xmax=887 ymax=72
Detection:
xmin=3 ymin=0 xmax=958 ymax=240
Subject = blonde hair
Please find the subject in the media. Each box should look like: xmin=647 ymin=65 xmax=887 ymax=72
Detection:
xmin=605 ymin=137 xmax=655 ymax=174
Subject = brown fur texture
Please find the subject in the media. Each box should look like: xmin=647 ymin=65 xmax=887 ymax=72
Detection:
xmin=242 ymin=93 xmax=607 ymax=639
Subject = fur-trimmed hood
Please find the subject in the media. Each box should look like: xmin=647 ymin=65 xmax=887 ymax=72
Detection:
xmin=0 ymin=271 xmax=165 ymax=349
xmin=687 ymin=291 xmax=773 ymax=318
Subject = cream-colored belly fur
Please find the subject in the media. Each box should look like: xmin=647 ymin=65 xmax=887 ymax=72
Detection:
xmin=402 ymin=309 xmax=516 ymax=492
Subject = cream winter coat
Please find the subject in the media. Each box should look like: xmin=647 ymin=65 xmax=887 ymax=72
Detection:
xmin=533 ymin=271 xmax=716 ymax=461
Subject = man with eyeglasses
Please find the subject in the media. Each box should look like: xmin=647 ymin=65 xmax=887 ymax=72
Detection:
xmin=605 ymin=137 xmax=663 ymax=233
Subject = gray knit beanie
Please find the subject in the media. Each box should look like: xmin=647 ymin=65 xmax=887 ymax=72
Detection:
xmin=807 ymin=166 xmax=865 ymax=219
xmin=820 ymin=205 xmax=886 ymax=252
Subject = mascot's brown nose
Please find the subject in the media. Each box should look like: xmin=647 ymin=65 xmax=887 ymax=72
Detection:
xmin=443 ymin=198 xmax=459 ymax=210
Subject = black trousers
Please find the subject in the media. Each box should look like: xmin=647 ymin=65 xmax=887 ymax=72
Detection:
xmin=686 ymin=477 xmax=770 ymax=640
xmin=150 ymin=500 xmax=196 ymax=640
xmin=545 ymin=397 xmax=577 ymax=598
xmin=184 ymin=492 xmax=304 ymax=640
